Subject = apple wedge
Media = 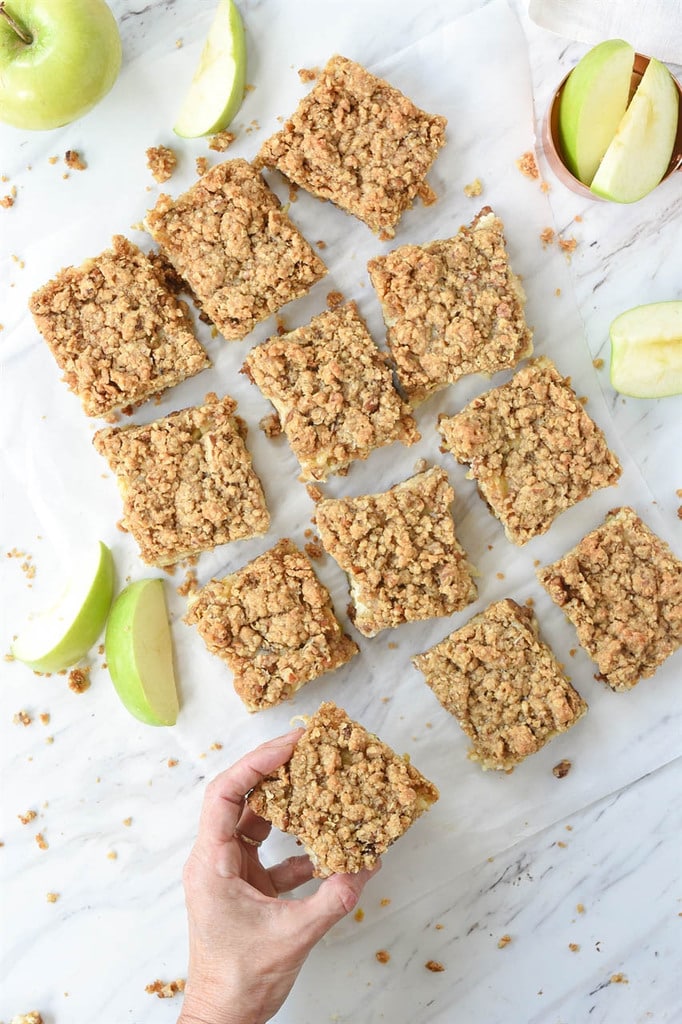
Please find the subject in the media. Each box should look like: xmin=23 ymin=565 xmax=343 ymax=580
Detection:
xmin=105 ymin=578 xmax=179 ymax=726
xmin=591 ymin=57 xmax=679 ymax=203
xmin=610 ymin=301 xmax=682 ymax=398
xmin=558 ymin=39 xmax=634 ymax=186
xmin=173 ymin=0 xmax=246 ymax=139
xmin=11 ymin=540 xmax=114 ymax=673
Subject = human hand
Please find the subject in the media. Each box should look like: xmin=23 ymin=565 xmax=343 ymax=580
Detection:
xmin=177 ymin=728 xmax=380 ymax=1024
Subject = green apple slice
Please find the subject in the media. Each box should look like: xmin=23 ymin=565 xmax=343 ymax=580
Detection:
xmin=105 ymin=578 xmax=179 ymax=726
xmin=591 ymin=57 xmax=679 ymax=203
xmin=610 ymin=301 xmax=682 ymax=398
xmin=559 ymin=39 xmax=634 ymax=185
xmin=173 ymin=0 xmax=246 ymax=139
xmin=11 ymin=540 xmax=114 ymax=673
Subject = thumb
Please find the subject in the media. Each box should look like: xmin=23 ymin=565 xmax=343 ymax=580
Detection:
xmin=293 ymin=862 xmax=381 ymax=948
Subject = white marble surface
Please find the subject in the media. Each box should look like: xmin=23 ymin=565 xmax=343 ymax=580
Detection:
xmin=1 ymin=1 xmax=681 ymax=1022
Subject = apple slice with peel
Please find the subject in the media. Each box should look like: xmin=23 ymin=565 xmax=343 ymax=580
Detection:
xmin=105 ymin=579 xmax=179 ymax=726
xmin=173 ymin=0 xmax=246 ymax=139
xmin=591 ymin=57 xmax=679 ymax=203
xmin=559 ymin=39 xmax=634 ymax=186
xmin=11 ymin=541 xmax=114 ymax=673
xmin=610 ymin=301 xmax=682 ymax=398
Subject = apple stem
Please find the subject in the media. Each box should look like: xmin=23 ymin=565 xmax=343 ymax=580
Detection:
xmin=0 ymin=3 xmax=33 ymax=44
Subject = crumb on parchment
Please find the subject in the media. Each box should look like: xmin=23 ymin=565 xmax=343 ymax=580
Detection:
xmin=146 ymin=145 xmax=177 ymax=183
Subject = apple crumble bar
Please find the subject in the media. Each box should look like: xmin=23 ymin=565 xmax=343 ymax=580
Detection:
xmin=413 ymin=599 xmax=587 ymax=771
xmin=538 ymin=506 xmax=682 ymax=690
xmin=93 ymin=393 xmax=269 ymax=565
xmin=144 ymin=159 xmax=326 ymax=339
xmin=29 ymin=235 xmax=210 ymax=418
xmin=315 ymin=467 xmax=477 ymax=637
xmin=185 ymin=539 xmax=357 ymax=711
xmin=247 ymin=700 xmax=439 ymax=875
xmin=255 ymin=55 xmax=447 ymax=238
xmin=242 ymin=301 xmax=419 ymax=481
xmin=367 ymin=208 xmax=532 ymax=403
xmin=438 ymin=357 xmax=621 ymax=545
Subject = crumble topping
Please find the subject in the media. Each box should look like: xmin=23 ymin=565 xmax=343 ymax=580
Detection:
xmin=208 ymin=131 xmax=235 ymax=152
xmin=247 ymin=701 xmax=439 ymax=875
xmin=414 ymin=599 xmax=587 ymax=771
xmin=463 ymin=178 xmax=483 ymax=197
xmin=144 ymin=159 xmax=327 ymax=340
xmin=256 ymin=55 xmax=447 ymax=238
xmin=242 ymin=302 xmax=419 ymax=482
xmin=195 ymin=156 xmax=210 ymax=176
xmin=29 ymin=235 xmax=210 ymax=418
xmin=146 ymin=145 xmax=177 ymax=183
xmin=93 ymin=393 xmax=270 ymax=565
xmin=538 ymin=506 xmax=682 ymax=690
xmin=315 ymin=466 xmax=477 ymax=637
xmin=438 ymin=356 xmax=621 ymax=544
xmin=185 ymin=539 xmax=358 ymax=711
xmin=368 ymin=208 xmax=532 ymax=403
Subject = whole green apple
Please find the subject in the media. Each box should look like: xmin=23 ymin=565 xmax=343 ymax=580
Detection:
xmin=0 ymin=0 xmax=122 ymax=130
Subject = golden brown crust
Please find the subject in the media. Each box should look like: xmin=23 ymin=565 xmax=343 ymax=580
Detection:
xmin=185 ymin=540 xmax=358 ymax=711
xmin=438 ymin=357 xmax=621 ymax=545
xmin=242 ymin=301 xmax=419 ymax=481
xmin=414 ymin=598 xmax=587 ymax=771
xmin=315 ymin=467 xmax=477 ymax=637
xmin=247 ymin=701 xmax=438 ymax=874
xmin=93 ymin=393 xmax=269 ymax=565
xmin=256 ymin=55 xmax=447 ymax=237
xmin=29 ymin=235 xmax=210 ymax=418
xmin=538 ymin=507 xmax=682 ymax=690
xmin=368 ymin=208 xmax=532 ymax=402
xmin=144 ymin=159 xmax=327 ymax=340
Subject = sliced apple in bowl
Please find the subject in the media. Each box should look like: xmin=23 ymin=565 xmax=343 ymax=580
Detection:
xmin=610 ymin=301 xmax=682 ymax=397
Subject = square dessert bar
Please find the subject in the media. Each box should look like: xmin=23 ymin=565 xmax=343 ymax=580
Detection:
xmin=413 ymin=599 xmax=587 ymax=771
xmin=315 ymin=466 xmax=477 ymax=637
xmin=242 ymin=301 xmax=419 ymax=482
xmin=256 ymin=55 xmax=447 ymax=238
xmin=29 ymin=235 xmax=210 ymax=418
xmin=438 ymin=357 xmax=621 ymax=545
xmin=144 ymin=159 xmax=327 ymax=340
xmin=247 ymin=700 xmax=439 ymax=875
xmin=185 ymin=540 xmax=358 ymax=711
xmin=538 ymin=506 xmax=682 ymax=691
xmin=367 ymin=208 xmax=533 ymax=403
xmin=93 ymin=393 xmax=269 ymax=566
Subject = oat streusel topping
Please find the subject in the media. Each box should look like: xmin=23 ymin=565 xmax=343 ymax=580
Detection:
xmin=413 ymin=599 xmax=587 ymax=771
xmin=255 ymin=55 xmax=447 ymax=238
xmin=247 ymin=701 xmax=439 ymax=875
xmin=242 ymin=301 xmax=419 ymax=482
xmin=185 ymin=539 xmax=357 ymax=711
xmin=538 ymin=506 xmax=682 ymax=690
xmin=438 ymin=357 xmax=621 ymax=545
xmin=93 ymin=393 xmax=269 ymax=565
xmin=144 ymin=159 xmax=327 ymax=339
xmin=146 ymin=145 xmax=177 ymax=183
xmin=315 ymin=467 xmax=477 ymax=637
xmin=29 ymin=235 xmax=210 ymax=418
xmin=368 ymin=208 xmax=532 ymax=403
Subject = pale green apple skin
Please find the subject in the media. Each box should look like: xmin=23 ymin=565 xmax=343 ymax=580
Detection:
xmin=610 ymin=301 xmax=682 ymax=398
xmin=558 ymin=39 xmax=634 ymax=186
xmin=173 ymin=0 xmax=246 ymax=139
xmin=105 ymin=579 xmax=179 ymax=727
xmin=11 ymin=541 xmax=115 ymax=672
xmin=0 ymin=0 xmax=122 ymax=130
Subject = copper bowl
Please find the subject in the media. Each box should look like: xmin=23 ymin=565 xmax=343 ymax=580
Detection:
xmin=542 ymin=52 xmax=682 ymax=200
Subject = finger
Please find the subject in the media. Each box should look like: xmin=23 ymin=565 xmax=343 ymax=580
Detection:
xmin=290 ymin=861 xmax=382 ymax=946
xmin=200 ymin=728 xmax=303 ymax=846
xmin=268 ymin=854 xmax=315 ymax=894
xmin=235 ymin=805 xmax=273 ymax=845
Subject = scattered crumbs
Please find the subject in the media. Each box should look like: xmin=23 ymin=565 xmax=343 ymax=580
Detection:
xmin=380 ymin=898 xmax=391 ymax=907
xmin=540 ymin=180 xmax=551 ymax=193
xmin=387 ymin=642 xmax=398 ymax=650
xmin=463 ymin=177 xmax=483 ymax=197
xmin=245 ymin=118 xmax=261 ymax=134
xmin=39 ymin=713 xmax=50 ymax=725
xmin=35 ymin=832 xmax=48 ymax=850
xmin=326 ymin=290 xmax=344 ymax=310
xmin=98 ymin=643 xmax=105 ymax=655
xmin=11 ymin=254 xmax=25 ymax=269
xmin=569 ymin=942 xmax=580 ymax=953
xmin=524 ymin=597 xmax=535 ymax=608
xmin=288 ymin=183 xmax=299 ymax=203
xmin=123 ymin=817 xmax=133 ymax=827
xmin=48 ymin=155 xmax=59 ymax=165
xmin=676 ymin=489 xmax=682 ymax=498
xmin=146 ymin=145 xmax=177 ymax=183
xmin=487 ymin=544 xmax=494 ymax=551
xmin=209 ymin=131 xmax=235 ymax=152
xmin=557 ymin=840 xmax=568 ymax=848
xmin=10 ymin=1013 xmax=44 ymax=1024
xmin=167 ymin=758 xmax=179 ymax=768
xmin=375 ymin=950 xmax=391 ymax=964
xmin=14 ymin=710 xmax=33 ymax=726
xmin=678 ymin=507 xmax=682 ymax=520
xmin=245 ymin=83 xmax=255 ymax=93
xmin=5 ymin=653 xmax=15 ymax=662
xmin=578 ymin=395 xmax=588 ymax=406
xmin=577 ymin=903 xmax=585 ymax=914
xmin=175 ymin=38 xmax=183 ymax=48
xmin=495 ymin=571 xmax=505 ymax=580
xmin=533 ymin=558 xmax=541 ymax=567
xmin=555 ymin=287 xmax=561 ymax=297
xmin=316 ymin=239 xmax=327 ymax=249
xmin=497 ymin=934 xmax=512 ymax=949
xmin=107 ymin=850 xmax=118 ymax=860
xmin=64 ymin=149 xmax=86 ymax=171
xmin=304 ymin=536 xmax=324 ymax=560
xmin=552 ymin=759 xmax=572 ymax=779
xmin=0 ymin=173 xmax=7 ymax=181
xmin=593 ymin=357 xmax=604 ymax=370
xmin=145 ymin=979 xmax=186 ymax=999
xmin=210 ymin=741 xmax=223 ymax=751
xmin=425 ymin=960 xmax=445 ymax=972
xmin=68 ymin=667 xmax=91 ymax=694
xmin=306 ymin=484 xmax=324 ymax=504
xmin=298 ymin=66 xmax=319 ymax=83
xmin=1 ymin=192 xmax=15 ymax=209
xmin=559 ymin=236 xmax=578 ymax=258
xmin=380 ymin=695 xmax=391 ymax=703
xmin=19 ymin=809 xmax=38 ymax=825
xmin=196 ymin=156 xmax=209 ymax=176
xmin=260 ymin=412 xmax=282 ymax=438
xmin=354 ymin=907 xmax=365 ymax=922
xmin=540 ymin=227 xmax=555 ymax=248
xmin=62 ymin=172 xmax=70 ymax=180
xmin=45 ymin=737 xmax=54 ymax=745
xmin=610 ymin=973 xmax=628 ymax=985
xmin=276 ymin=314 xmax=288 ymax=336
xmin=516 ymin=151 xmax=539 ymax=179
xmin=46 ymin=892 xmax=60 ymax=903
xmin=413 ymin=457 xmax=428 ymax=474
xmin=176 ymin=567 xmax=199 ymax=598
xmin=574 ymin=214 xmax=583 ymax=222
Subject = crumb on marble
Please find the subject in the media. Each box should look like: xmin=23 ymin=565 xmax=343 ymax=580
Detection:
xmin=209 ymin=131 xmax=235 ymax=152
xmin=569 ymin=942 xmax=580 ymax=952
xmin=298 ymin=66 xmax=320 ymax=82
xmin=68 ymin=667 xmax=91 ymax=694
xmin=1 ymin=191 xmax=15 ymax=208
xmin=146 ymin=145 xmax=177 ymax=183
xmin=463 ymin=178 xmax=483 ymax=197
xmin=196 ymin=156 xmax=209 ymax=176
xmin=593 ymin=358 xmax=604 ymax=369
xmin=304 ymin=535 xmax=324 ymax=561
xmin=167 ymin=758 xmax=179 ymax=768
xmin=380 ymin=898 xmax=391 ymax=907
xmin=64 ymin=150 xmax=86 ymax=171
xmin=375 ymin=950 xmax=391 ymax=964
xmin=540 ymin=227 xmax=555 ymax=247
xmin=425 ymin=960 xmax=445 ymax=972
xmin=39 ymin=713 xmax=50 ymax=725
xmin=107 ymin=850 xmax=118 ymax=860
xmin=46 ymin=892 xmax=59 ymax=903
xmin=559 ymin=236 xmax=578 ymax=258
xmin=354 ymin=907 xmax=365 ymax=922
xmin=35 ymin=832 xmax=48 ymax=850
xmin=145 ymin=979 xmax=186 ymax=998
xmin=326 ymin=289 xmax=344 ymax=310
xmin=18 ymin=809 xmax=37 ymax=825
xmin=552 ymin=759 xmax=572 ymax=779
xmin=14 ymin=710 xmax=33 ymax=726
xmin=123 ymin=817 xmax=133 ymax=827
xmin=10 ymin=1013 xmax=44 ymax=1024
xmin=610 ymin=973 xmax=628 ymax=984
xmin=576 ymin=903 xmax=585 ymax=913
xmin=259 ymin=412 xmax=282 ymax=438
xmin=497 ymin=934 xmax=512 ymax=948
xmin=516 ymin=151 xmax=539 ymax=179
